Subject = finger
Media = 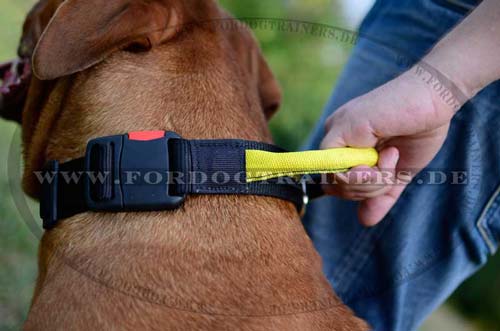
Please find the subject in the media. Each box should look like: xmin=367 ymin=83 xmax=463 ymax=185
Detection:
xmin=322 ymin=168 xmax=379 ymax=199
xmin=346 ymin=185 xmax=393 ymax=199
xmin=323 ymin=175 xmax=391 ymax=200
xmin=339 ymin=147 xmax=398 ymax=183
xmin=320 ymin=130 xmax=345 ymax=150
xmin=334 ymin=166 xmax=378 ymax=185
xmin=358 ymin=184 xmax=406 ymax=227
xmin=322 ymin=167 xmax=375 ymax=196
xmin=377 ymin=146 xmax=399 ymax=174
xmin=326 ymin=174 xmax=386 ymax=194
xmin=329 ymin=147 xmax=399 ymax=193
xmin=349 ymin=146 xmax=399 ymax=191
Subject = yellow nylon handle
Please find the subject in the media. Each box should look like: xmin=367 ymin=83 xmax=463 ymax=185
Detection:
xmin=245 ymin=148 xmax=379 ymax=182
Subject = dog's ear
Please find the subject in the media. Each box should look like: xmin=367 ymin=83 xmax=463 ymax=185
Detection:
xmin=32 ymin=0 xmax=181 ymax=80
xmin=256 ymin=49 xmax=282 ymax=120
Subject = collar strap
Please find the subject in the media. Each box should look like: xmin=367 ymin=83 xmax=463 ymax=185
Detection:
xmin=40 ymin=131 xmax=377 ymax=229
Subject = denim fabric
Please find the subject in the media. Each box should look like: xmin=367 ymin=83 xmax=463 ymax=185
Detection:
xmin=302 ymin=0 xmax=499 ymax=330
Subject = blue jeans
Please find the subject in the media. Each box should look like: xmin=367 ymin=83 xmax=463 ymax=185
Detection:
xmin=302 ymin=0 xmax=500 ymax=330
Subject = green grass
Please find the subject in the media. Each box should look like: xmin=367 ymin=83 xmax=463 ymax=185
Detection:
xmin=0 ymin=1 xmax=39 ymax=329
xmin=0 ymin=0 xmax=34 ymax=59
xmin=0 ymin=116 xmax=38 ymax=330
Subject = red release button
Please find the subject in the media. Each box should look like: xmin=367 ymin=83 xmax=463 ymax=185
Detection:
xmin=128 ymin=131 xmax=165 ymax=141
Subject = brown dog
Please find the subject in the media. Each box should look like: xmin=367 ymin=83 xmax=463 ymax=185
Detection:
xmin=6 ymin=0 xmax=369 ymax=330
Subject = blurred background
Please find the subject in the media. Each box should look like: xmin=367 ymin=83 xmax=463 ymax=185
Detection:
xmin=1 ymin=1 xmax=499 ymax=330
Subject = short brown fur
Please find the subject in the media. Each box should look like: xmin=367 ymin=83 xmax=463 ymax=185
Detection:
xmin=13 ymin=0 xmax=369 ymax=330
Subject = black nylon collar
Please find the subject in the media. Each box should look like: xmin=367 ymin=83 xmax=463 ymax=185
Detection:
xmin=40 ymin=131 xmax=324 ymax=229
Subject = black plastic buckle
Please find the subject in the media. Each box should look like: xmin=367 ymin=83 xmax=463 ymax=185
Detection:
xmin=84 ymin=131 xmax=186 ymax=212
xmin=40 ymin=160 xmax=60 ymax=230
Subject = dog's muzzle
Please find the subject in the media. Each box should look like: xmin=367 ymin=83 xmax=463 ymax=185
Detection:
xmin=0 ymin=58 xmax=31 ymax=123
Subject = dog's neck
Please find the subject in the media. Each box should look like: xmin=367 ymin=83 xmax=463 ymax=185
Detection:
xmin=18 ymin=3 xmax=370 ymax=328
xmin=22 ymin=24 xmax=346 ymax=318
xmin=25 ymin=66 xmax=338 ymax=316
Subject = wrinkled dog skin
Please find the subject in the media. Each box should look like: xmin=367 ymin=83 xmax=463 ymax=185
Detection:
xmin=9 ymin=1 xmax=370 ymax=330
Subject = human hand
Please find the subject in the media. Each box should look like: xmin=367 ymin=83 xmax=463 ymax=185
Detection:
xmin=321 ymin=68 xmax=460 ymax=226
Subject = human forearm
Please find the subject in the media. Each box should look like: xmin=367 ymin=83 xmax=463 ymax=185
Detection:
xmin=423 ymin=0 xmax=500 ymax=100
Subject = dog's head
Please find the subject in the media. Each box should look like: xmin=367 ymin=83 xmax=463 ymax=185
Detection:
xmin=1 ymin=0 xmax=281 ymax=127
xmin=11 ymin=0 xmax=282 ymax=198
xmin=0 ymin=0 xmax=63 ymax=124
xmin=29 ymin=0 xmax=280 ymax=115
